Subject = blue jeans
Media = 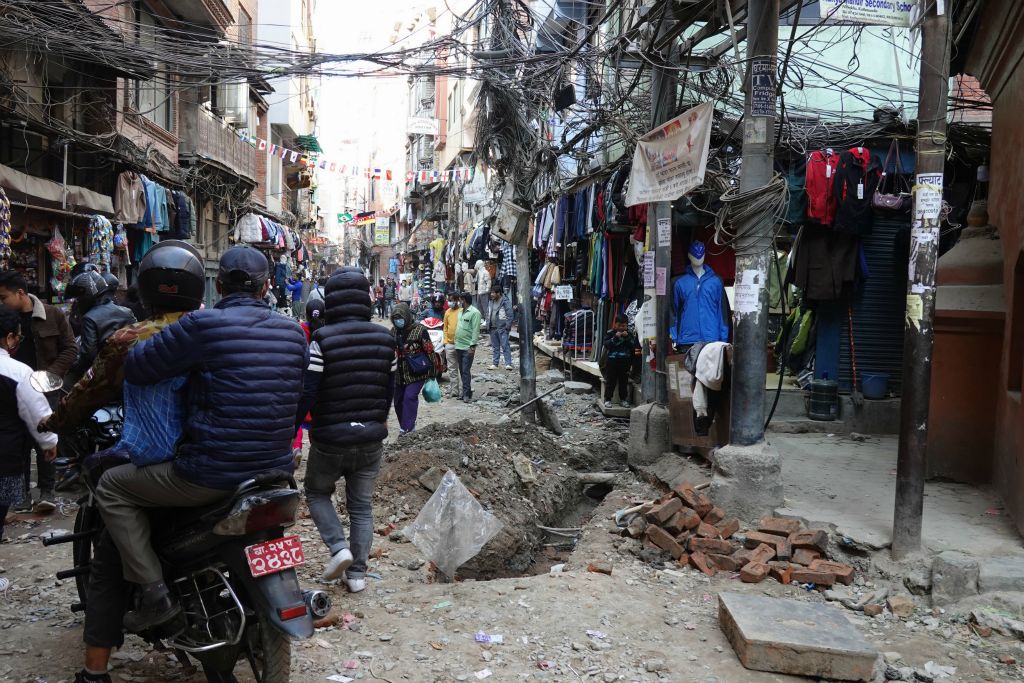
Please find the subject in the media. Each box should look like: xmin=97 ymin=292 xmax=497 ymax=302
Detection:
xmin=490 ymin=328 xmax=512 ymax=366
xmin=304 ymin=441 xmax=383 ymax=579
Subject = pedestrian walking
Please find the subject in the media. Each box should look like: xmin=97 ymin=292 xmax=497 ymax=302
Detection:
xmin=486 ymin=284 xmax=514 ymax=370
xmin=390 ymin=303 xmax=437 ymax=434
xmin=443 ymin=294 xmax=461 ymax=397
xmin=285 ymin=276 xmax=304 ymax=320
xmin=374 ymin=279 xmax=386 ymax=319
xmin=384 ymin=276 xmax=397 ymax=317
xmin=601 ymin=314 xmax=638 ymax=408
xmin=295 ymin=268 xmax=394 ymax=591
xmin=398 ymin=277 xmax=413 ymax=306
xmin=454 ymin=292 xmax=481 ymax=402
xmin=0 ymin=308 xmax=58 ymax=540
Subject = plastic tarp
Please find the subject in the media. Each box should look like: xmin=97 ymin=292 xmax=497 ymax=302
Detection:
xmin=403 ymin=470 xmax=503 ymax=578
xmin=0 ymin=163 xmax=114 ymax=215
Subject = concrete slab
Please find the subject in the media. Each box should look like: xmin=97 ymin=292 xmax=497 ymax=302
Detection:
xmin=563 ymin=380 xmax=593 ymax=394
xmin=718 ymin=591 xmax=878 ymax=682
xmin=979 ymin=554 xmax=1024 ymax=593
xmin=770 ymin=433 xmax=1022 ymax=557
xmin=596 ymin=401 xmax=631 ymax=418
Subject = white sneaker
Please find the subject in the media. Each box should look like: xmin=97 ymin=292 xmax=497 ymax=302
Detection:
xmin=603 ymin=400 xmax=613 ymax=409
xmin=323 ymin=549 xmax=353 ymax=581
xmin=621 ymin=400 xmax=631 ymax=408
xmin=343 ymin=576 xmax=366 ymax=593
xmin=487 ymin=365 xmax=498 ymax=370
xmin=505 ymin=365 xmax=514 ymax=371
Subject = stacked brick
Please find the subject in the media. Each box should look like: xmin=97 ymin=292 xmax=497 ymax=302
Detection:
xmin=625 ymin=482 xmax=855 ymax=586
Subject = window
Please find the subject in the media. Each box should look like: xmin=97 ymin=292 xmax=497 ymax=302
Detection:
xmin=133 ymin=2 xmax=172 ymax=131
xmin=1009 ymin=251 xmax=1024 ymax=392
xmin=238 ymin=8 xmax=252 ymax=46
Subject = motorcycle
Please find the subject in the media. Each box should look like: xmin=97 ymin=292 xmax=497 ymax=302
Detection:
xmin=31 ymin=371 xmax=328 ymax=683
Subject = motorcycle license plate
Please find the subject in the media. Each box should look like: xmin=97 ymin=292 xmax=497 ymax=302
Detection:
xmin=244 ymin=535 xmax=305 ymax=578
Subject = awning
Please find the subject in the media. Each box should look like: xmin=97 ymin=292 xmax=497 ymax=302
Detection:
xmin=0 ymin=163 xmax=114 ymax=216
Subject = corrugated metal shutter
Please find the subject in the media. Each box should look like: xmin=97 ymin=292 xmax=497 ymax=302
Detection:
xmin=837 ymin=213 xmax=908 ymax=395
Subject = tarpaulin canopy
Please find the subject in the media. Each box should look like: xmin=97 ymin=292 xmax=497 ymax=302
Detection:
xmin=0 ymin=163 xmax=114 ymax=216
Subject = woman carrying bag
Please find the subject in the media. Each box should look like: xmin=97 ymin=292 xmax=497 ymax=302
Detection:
xmin=390 ymin=303 xmax=438 ymax=434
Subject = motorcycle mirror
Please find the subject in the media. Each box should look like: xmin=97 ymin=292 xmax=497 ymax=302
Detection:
xmin=30 ymin=370 xmax=64 ymax=394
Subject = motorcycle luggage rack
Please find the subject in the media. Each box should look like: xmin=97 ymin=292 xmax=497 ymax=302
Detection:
xmin=168 ymin=567 xmax=246 ymax=653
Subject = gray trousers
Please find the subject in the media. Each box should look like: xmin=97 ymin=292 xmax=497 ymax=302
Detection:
xmin=95 ymin=461 xmax=226 ymax=585
xmin=303 ymin=441 xmax=382 ymax=579
xmin=445 ymin=344 xmax=461 ymax=396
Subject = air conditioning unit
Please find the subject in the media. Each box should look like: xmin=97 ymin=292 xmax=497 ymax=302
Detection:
xmin=214 ymin=81 xmax=247 ymax=122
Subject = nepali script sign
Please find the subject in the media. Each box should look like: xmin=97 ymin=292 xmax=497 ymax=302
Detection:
xmin=624 ymin=101 xmax=714 ymax=207
xmin=819 ymin=0 xmax=915 ymax=27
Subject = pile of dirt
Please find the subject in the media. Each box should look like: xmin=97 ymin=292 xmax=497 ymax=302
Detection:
xmin=376 ymin=420 xmax=582 ymax=578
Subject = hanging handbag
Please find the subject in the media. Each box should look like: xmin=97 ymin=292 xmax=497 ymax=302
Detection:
xmin=871 ymin=139 xmax=911 ymax=211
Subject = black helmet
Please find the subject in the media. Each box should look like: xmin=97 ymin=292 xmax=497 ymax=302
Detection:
xmin=99 ymin=272 xmax=120 ymax=298
xmin=432 ymin=292 xmax=445 ymax=307
xmin=138 ymin=240 xmax=205 ymax=312
xmin=305 ymin=297 xmax=326 ymax=331
xmin=65 ymin=271 xmax=106 ymax=313
xmin=217 ymin=245 xmax=269 ymax=292
xmin=70 ymin=261 xmax=99 ymax=278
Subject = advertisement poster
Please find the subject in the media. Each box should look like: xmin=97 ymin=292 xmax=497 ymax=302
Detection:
xmin=625 ymin=102 xmax=714 ymax=206
xmin=819 ymin=0 xmax=914 ymax=27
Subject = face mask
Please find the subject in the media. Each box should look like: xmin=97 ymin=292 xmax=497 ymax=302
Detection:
xmin=448 ymin=301 xmax=456 ymax=308
xmin=393 ymin=318 xmax=406 ymax=329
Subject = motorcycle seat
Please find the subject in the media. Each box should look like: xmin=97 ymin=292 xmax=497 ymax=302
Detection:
xmin=83 ymin=449 xmax=132 ymax=488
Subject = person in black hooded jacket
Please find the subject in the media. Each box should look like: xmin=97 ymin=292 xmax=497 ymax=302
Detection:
xmin=294 ymin=268 xmax=395 ymax=592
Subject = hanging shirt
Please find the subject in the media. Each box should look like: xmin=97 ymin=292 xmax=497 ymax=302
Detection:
xmin=805 ymin=150 xmax=840 ymax=225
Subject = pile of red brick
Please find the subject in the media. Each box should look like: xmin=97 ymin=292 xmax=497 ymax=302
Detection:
xmin=625 ymin=481 xmax=854 ymax=586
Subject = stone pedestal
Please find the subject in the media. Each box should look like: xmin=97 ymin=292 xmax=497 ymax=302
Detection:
xmin=627 ymin=403 xmax=671 ymax=467
xmin=709 ymin=440 xmax=783 ymax=524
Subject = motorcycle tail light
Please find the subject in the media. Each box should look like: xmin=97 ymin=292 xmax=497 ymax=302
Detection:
xmin=213 ymin=489 xmax=300 ymax=536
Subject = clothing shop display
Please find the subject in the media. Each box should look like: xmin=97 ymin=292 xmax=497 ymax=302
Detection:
xmin=114 ymin=172 xmax=146 ymax=225
xmin=671 ymin=264 xmax=729 ymax=346
xmin=805 ymin=149 xmax=840 ymax=225
xmin=832 ymin=146 xmax=880 ymax=235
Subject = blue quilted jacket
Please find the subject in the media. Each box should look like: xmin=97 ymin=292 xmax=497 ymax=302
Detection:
xmin=124 ymin=294 xmax=308 ymax=489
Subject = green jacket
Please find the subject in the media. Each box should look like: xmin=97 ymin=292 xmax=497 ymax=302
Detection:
xmin=454 ymin=305 xmax=481 ymax=350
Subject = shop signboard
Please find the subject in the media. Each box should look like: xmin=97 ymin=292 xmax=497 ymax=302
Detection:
xmin=407 ymin=117 xmax=439 ymax=136
xmin=819 ymin=0 xmax=915 ymax=27
xmin=374 ymin=217 xmax=390 ymax=245
xmin=624 ymin=101 xmax=714 ymax=206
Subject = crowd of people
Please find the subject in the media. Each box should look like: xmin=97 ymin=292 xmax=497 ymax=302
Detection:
xmin=0 ymin=241 xmax=644 ymax=683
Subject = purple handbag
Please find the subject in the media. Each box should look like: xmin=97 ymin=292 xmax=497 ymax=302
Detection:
xmin=872 ymin=139 xmax=911 ymax=211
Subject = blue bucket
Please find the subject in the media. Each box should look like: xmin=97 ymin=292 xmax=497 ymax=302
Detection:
xmin=860 ymin=373 xmax=890 ymax=400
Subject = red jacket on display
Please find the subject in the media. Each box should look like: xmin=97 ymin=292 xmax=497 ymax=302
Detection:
xmin=805 ymin=149 xmax=840 ymax=225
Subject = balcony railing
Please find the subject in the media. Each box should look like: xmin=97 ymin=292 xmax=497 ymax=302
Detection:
xmin=179 ymin=107 xmax=256 ymax=183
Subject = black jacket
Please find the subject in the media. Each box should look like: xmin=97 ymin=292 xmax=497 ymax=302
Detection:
xmin=68 ymin=298 xmax=136 ymax=385
xmin=309 ymin=269 xmax=395 ymax=449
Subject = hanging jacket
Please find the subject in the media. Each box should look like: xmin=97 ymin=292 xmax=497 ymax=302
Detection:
xmin=671 ymin=265 xmax=729 ymax=346
xmin=832 ymin=147 xmax=880 ymax=235
xmin=0 ymin=349 xmax=57 ymax=476
xmin=805 ymin=150 xmax=840 ymax=225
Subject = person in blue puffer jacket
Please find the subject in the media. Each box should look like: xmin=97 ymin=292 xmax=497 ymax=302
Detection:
xmin=93 ymin=245 xmax=308 ymax=635
xmin=671 ymin=241 xmax=730 ymax=347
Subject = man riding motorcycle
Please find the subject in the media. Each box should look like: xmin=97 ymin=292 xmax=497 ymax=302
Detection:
xmin=93 ymin=245 xmax=307 ymax=634
xmin=38 ymin=241 xmax=206 ymax=683
xmin=65 ymin=270 xmax=136 ymax=386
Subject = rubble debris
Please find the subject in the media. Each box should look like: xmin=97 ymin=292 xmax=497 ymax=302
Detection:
xmin=718 ymin=592 xmax=878 ymax=681
xmin=623 ymin=480 xmax=856 ymax=587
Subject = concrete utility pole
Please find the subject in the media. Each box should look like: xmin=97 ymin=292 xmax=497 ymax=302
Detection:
xmin=709 ymin=0 xmax=784 ymax=521
xmin=516 ymin=228 xmax=537 ymax=421
xmin=892 ymin=1 xmax=952 ymax=560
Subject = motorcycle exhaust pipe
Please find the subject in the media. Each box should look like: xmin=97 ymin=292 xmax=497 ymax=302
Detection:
xmin=302 ymin=589 xmax=331 ymax=619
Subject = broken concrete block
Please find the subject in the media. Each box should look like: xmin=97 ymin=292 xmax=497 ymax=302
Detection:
xmin=979 ymin=554 xmax=1024 ymax=594
xmin=931 ymin=551 xmax=979 ymax=606
xmin=418 ymin=466 xmax=444 ymax=492
xmin=740 ymin=562 xmax=770 ymax=583
xmin=789 ymin=529 xmax=829 ymax=554
xmin=563 ymin=380 xmax=593 ymax=394
xmin=718 ymin=592 xmax=877 ymax=681
xmin=886 ymin=595 xmax=915 ymax=618
xmin=758 ymin=517 xmax=802 ymax=536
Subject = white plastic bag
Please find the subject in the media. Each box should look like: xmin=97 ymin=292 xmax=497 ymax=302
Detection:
xmin=403 ymin=470 xmax=503 ymax=578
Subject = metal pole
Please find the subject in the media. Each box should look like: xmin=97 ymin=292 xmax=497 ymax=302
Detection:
xmin=892 ymin=1 xmax=951 ymax=559
xmin=642 ymin=10 xmax=678 ymax=405
xmin=728 ymin=0 xmax=778 ymax=446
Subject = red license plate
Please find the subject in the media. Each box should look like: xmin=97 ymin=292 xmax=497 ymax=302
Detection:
xmin=244 ymin=535 xmax=305 ymax=578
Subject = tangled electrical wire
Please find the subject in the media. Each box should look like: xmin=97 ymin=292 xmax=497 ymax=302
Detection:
xmin=713 ymin=174 xmax=790 ymax=254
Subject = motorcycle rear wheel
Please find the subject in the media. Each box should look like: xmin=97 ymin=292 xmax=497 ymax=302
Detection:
xmin=201 ymin=611 xmax=290 ymax=683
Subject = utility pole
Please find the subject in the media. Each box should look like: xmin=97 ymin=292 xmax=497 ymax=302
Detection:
xmin=709 ymin=0 xmax=784 ymax=521
xmin=892 ymin=1 xmax=952 ymax=560
xmin=516 ymin=221 xmax=537 ymax=421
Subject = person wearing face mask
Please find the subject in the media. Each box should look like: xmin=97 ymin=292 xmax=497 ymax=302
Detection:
xmin=442 ymin=295 xmax=462 ymax=398
xmin=0 ymin=307 xmax=58 ymax=540
xmin=389 ymin=303 xmax=437 ymax=434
